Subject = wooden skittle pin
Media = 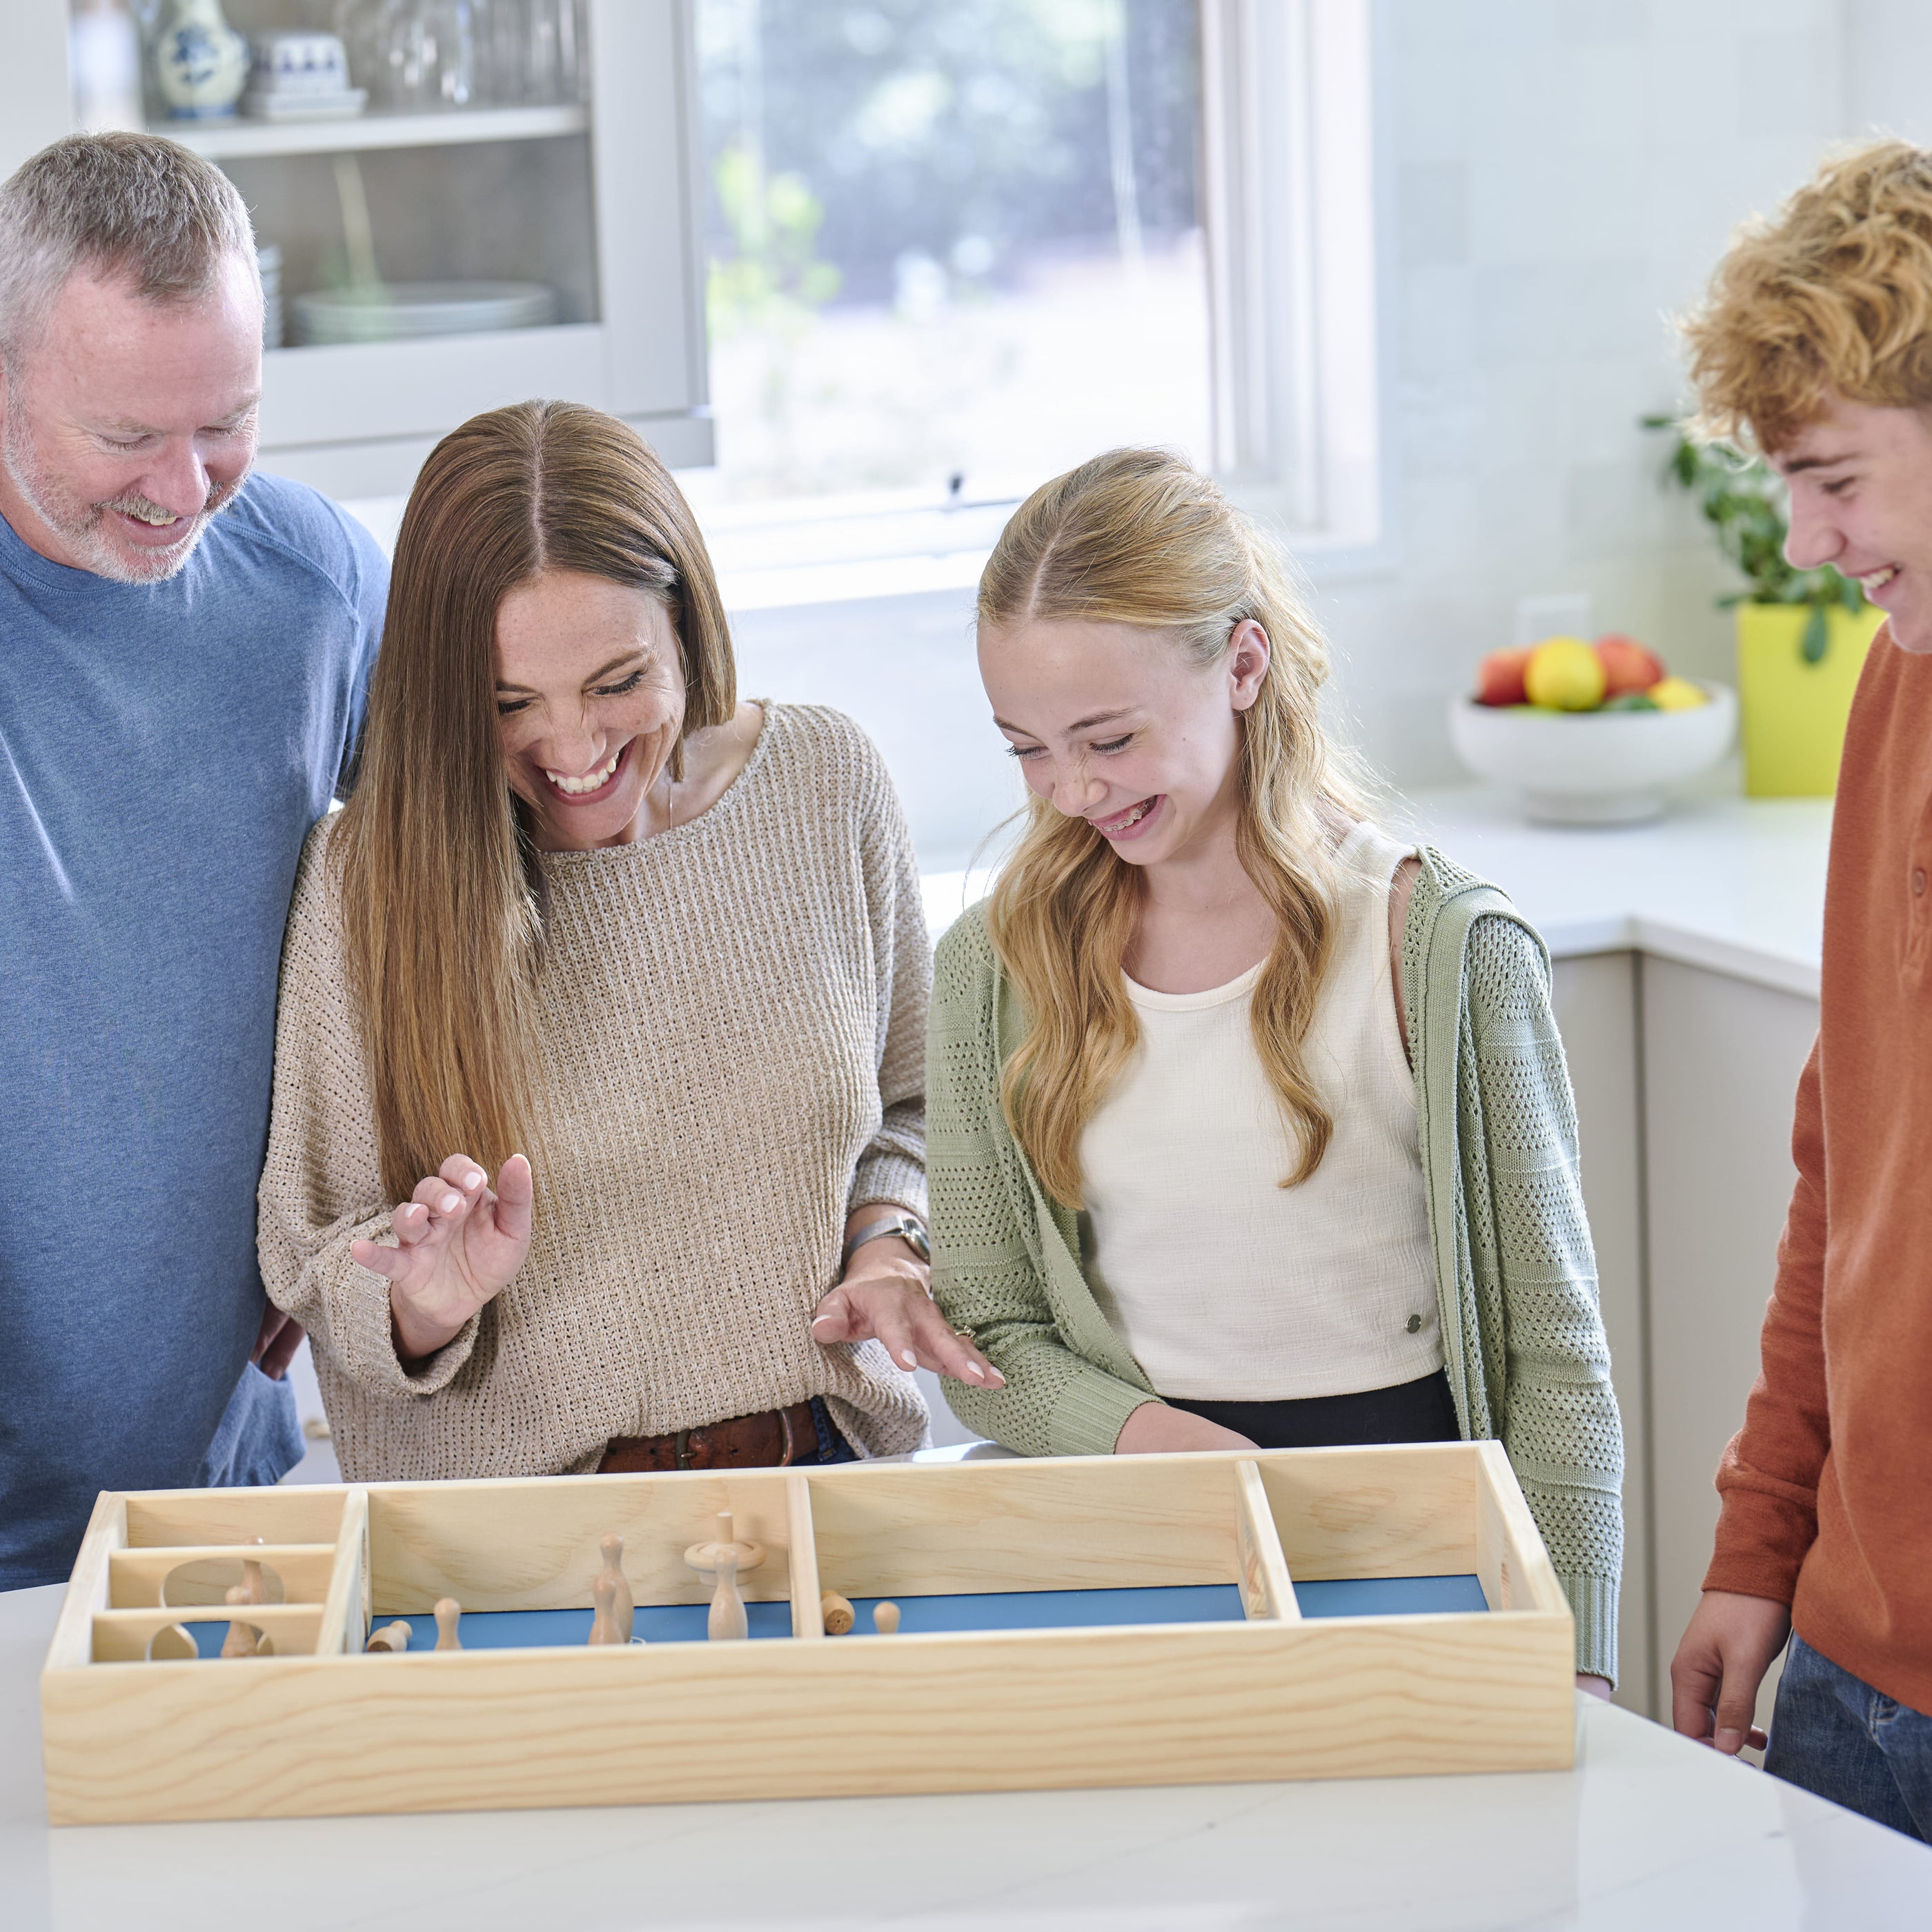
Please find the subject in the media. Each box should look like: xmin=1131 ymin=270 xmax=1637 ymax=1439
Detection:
xmin=589 ymin=1571 xmax=624 ymax=1646
xmin=707 ymin=1546 xmax=749 ymax=1642
xmin=599 ymin=1533 xmax=635 ymax=1643
xmin=820 ymin=1590 xmax=855 ymax=1636
xmin=872 ymin=1601 xmax=900 ymax=1635
xmin=433 ymin=1598 xmax=462 ymax=1650
xmin=365 ymin=1619 xmax=412 ymax=1653
xmin=221 ymin=1583 xmax=259 ymax=1659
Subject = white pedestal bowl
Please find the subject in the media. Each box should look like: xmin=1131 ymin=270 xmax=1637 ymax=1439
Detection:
xmin=1448 ymin=682 xmax=1737 ymax=825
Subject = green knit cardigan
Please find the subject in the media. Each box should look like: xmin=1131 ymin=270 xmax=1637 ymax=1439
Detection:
xmin=927 ymin=845 xmax=1624 ymax=1682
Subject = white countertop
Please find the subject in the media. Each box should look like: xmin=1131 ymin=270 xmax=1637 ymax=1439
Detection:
xmin=923 ymin=785 xmax=1834 ymax=1003
xmin=4 ymin=1580 xmax=1928 ymax=1930
xmin=1386 ymin=786 xmax=1833 ymax=1000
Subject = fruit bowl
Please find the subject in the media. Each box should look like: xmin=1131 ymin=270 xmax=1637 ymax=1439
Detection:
xmin=1448 ymin=682 xmax=1737 ymax=825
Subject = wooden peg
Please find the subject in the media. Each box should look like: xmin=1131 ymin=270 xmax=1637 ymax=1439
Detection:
xmin=873 ymin=1601 xmax=900 ymax=1635
xmin=707 ymin=1546 xmax=748 ymax=1642
xmin=820 ymin=1591 xmax=855 ymax=1636
xmin=365 ymin=1620 xmax=412 ymax=1654
xmin=242 ymin=1534 xmax=268 ymax=1607
xmin=599 ymin=1533 xmax=634 ymax=1643
xmin=221 ymin=1583 xmax=258 ymax=1659
xmin=433 ymin=1598 xmax=462 ymax=1651
xmin=588 ymin=1571 xmax=624 ymax=1646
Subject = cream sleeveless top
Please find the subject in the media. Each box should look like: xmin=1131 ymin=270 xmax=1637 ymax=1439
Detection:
xmin=1077 ymin=822 xmax=1443 ymax=1401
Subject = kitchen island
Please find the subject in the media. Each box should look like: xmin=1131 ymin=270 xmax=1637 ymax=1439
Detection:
xmin=1 ymin=1574 xmax=1926 ymax=1931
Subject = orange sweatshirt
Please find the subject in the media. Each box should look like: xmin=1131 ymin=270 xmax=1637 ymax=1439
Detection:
xmin=1706 ymin=624 xmax=1932 ymax=1713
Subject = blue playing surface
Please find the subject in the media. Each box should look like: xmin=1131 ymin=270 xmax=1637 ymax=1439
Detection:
xmin=166 ymin=1575 xmax=1491 ymax=1656
xmin=371 ymin=1574 xmax=1490 ymax=1652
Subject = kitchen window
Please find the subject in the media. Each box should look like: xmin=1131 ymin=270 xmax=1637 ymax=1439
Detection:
xmin=682 ymin=0 xmax=1379 ymax=595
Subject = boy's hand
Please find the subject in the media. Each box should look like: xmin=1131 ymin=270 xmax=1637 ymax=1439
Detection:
xmin=1670 ymin=1588 xmax=1791 ymax=1753
xmin=352 ymin=1154 xmax=533 ymax=1363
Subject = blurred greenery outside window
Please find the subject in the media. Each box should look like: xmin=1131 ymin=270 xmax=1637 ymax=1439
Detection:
xmin=687 ymin=0 xmax=1212 ymax=544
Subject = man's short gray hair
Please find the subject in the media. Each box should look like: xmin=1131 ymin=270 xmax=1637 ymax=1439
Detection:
xmin=0 ymin=132 xmax=258 ymax=368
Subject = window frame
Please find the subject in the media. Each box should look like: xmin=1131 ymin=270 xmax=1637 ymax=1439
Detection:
xmin=676 ymin=0 xmax=1385 ymax=602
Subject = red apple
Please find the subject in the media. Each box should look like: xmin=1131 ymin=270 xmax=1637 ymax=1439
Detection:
xmin=1595 ymin=633 xmax=1665 ymax=696
xmin=1475 ymin=646 xmax=1533 ymax=707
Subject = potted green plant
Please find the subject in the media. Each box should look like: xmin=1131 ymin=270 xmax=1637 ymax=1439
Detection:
xmin=1644 ymin=417 xmax=1882 ymax=796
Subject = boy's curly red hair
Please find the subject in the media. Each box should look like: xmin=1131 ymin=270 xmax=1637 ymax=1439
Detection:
xmin=1684 ymin=138 xmax=1932 ymax=452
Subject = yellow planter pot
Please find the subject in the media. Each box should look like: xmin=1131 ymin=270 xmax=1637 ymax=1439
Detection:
xmin=1735 ymin=602 xmax=1886 ymax=797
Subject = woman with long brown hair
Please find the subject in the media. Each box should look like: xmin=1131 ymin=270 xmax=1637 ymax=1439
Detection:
xmin=928 ymin=448 xmax=1624 ymax=1693
xmin=258 ymin=399 xmax=995 ymax=1479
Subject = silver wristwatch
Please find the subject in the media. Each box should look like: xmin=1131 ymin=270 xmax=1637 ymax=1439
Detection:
xmin=842 ymin=1212 xmax=931 ymax=1265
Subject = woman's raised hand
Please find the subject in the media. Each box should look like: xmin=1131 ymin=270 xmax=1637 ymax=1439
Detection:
xmin=811 ymin=1234 xmax=1005 ymax=1390
xmin=351 ymin=1154 xmax=534 ymax=1363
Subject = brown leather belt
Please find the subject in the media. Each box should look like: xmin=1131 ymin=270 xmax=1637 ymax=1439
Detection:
xmin=598 ymin=1399 xmax=818 ymax=1474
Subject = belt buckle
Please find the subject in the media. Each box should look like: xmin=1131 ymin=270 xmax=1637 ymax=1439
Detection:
xmin=675 ymin=1428 xmax=693 ymax=1472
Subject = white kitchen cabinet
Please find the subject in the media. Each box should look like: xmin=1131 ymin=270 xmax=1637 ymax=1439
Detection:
xmin=1639 ymin=954 xmax=1817 ymax=1739
xmin=1550 ymin=951 xmax=1651 ymax=1717
xmin=6 ymin=1 xmax=708 ymax=493
xmin=1551 ymin=945 xmax=1818 ymax=1730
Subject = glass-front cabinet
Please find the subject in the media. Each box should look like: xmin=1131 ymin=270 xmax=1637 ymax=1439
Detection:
xmin=9 ymin=0 xmax=709 ymax=494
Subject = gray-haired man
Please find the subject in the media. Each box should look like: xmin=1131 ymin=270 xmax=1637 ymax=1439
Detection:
xmin=0 ymin=134 xmax=385 ymax=1584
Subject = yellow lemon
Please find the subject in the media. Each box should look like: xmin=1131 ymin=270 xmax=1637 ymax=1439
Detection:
xmin=1648 ymin=676 xmax=1708 ymax=712
xmin=1524 ymin=636 xmax=1606 ymax=711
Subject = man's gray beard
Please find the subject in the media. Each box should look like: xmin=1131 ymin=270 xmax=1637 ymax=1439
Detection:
xmin=0 ymin=404 xmax=243 ymax=586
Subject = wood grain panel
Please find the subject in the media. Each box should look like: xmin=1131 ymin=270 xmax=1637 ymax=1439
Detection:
xmin=805 ymin=1454 xmax=1245 ymax=1597
xmin=124 ymin=1490 xmax=346 ymax=1549
xmin=366 ymin=1471 xmax=798 ymax=1611
xmin=90 ymin=1605 xmax=327 ymax=1663
xmin=108 ymin=1545 xmax=337 ymax=1608
xmin=1252 ymin=1444 xmax=1479 ymax=1579
xmin=1235 ymin=1461 xmax=1299 ymax=1622
xmin=43 ymin=1611 xmax=1575 ymax=1823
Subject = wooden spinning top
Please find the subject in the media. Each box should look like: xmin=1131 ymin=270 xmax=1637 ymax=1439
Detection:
xmin=683 ymin=1511 xmax=766 ymax=1578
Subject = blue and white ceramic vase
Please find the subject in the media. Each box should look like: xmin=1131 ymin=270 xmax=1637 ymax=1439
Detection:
xmin=152 ymin=0 xmax=249 ymax=121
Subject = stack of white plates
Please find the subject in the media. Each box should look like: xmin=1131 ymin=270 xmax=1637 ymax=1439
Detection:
xmin=240 ymin=86 xmax=367 ymax=121
xmin=290 ymin=282 xmax=557 ymax=346
xmin=259 ymin=244 xmax=284 ymax=349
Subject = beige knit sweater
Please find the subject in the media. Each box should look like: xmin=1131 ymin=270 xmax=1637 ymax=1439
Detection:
xmin=257 ymin=704 xmax=933 ymax=1479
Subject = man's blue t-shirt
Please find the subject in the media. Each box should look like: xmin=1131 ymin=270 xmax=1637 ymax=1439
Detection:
xmin=0 ymin=472 xmax=385 ymax=1586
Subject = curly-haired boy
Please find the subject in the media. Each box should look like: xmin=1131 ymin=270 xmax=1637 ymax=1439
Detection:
xmin=1670 ymin=137 xmax=1932 ymax=1840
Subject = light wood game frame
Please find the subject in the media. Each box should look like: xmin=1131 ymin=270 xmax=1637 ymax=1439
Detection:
xmin=41 ymin=1443 xmax=1575 ymax=1824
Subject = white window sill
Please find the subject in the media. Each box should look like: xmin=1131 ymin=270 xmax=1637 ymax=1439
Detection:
xmin=716 ymin=546 xmax=991 ymax=615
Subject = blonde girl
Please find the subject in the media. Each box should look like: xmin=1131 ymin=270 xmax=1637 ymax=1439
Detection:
xmin=928 ymin=448 xmax=1623 ymax=1691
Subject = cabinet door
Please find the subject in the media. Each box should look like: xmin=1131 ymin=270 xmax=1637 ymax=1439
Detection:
xmin=589 ymin=0 xmax=709 ymax=442
xmin=1550 ymin=952 xmax=1650 ymax=1716
xmin=1642 ymin=956 xmax=1817 ymax=1743
xmin=0 ymin=1 xmax=74 ymax=179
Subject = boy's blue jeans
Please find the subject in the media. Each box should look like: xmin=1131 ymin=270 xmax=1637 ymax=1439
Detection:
xmin=1766 ymin=1631 xmax=1932 ymax=1840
